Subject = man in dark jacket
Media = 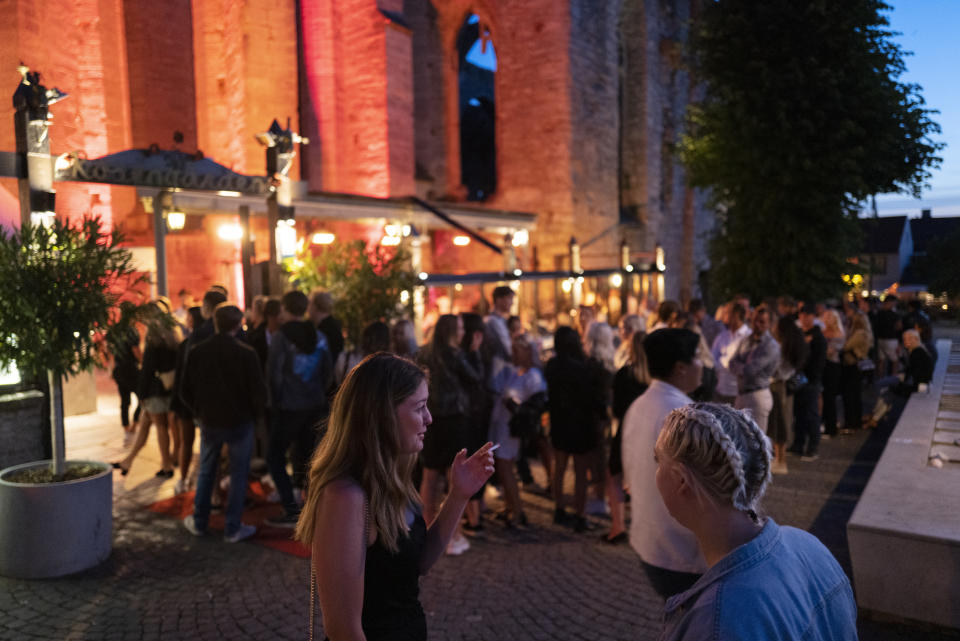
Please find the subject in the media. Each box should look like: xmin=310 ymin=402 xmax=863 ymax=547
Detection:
xmin=791 ymin=304 xmax=828 ymax=460
xmin=265 ymin=290 xmax=332 ymax=527
xmin=181 ymin=304 xmax=266 ymax=543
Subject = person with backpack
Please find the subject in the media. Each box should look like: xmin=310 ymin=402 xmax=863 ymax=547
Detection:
xmin=265 ymin=290 xmax=333 ymax=528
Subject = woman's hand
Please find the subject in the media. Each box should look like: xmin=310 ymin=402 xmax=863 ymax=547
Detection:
xmin=449 ymin=442 xmax=496 ymax=501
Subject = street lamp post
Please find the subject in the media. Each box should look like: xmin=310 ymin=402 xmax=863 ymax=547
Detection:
xmin=13 ymin=65 xmax=67 ymax=227
xmin=256 ymin=119 xmax=307 ymax=295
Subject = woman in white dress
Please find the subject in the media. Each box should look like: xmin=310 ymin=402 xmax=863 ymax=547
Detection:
xmin=489 ymin=337 xmax=546 ymax=527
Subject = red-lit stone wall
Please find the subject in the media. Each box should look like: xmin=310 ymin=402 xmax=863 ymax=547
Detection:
xmin=299 ymin=0 xmax=414 ymax=197
xmin=0 ymin=0 xmax=136 ymax=231
xmin=124 ymin=0 xmax=197 ymax=152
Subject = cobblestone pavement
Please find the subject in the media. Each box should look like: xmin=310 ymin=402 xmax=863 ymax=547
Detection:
xmin=3 ymin=332 xmax=960 ymax=640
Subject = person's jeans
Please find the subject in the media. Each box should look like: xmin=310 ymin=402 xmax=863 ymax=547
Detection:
xmin=267 ymin=408 xmax=324 ymax=514
xmin=193 ymin=422 xmax=254 ymax=537
xmin=792 ymin=382 xmax=822 ymax=456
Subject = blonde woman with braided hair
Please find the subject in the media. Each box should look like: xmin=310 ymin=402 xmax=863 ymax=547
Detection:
xmin=295 ymin=353 xmax=495 ymax=641
xmin=654 ymin=403 xmax=857 ymax=641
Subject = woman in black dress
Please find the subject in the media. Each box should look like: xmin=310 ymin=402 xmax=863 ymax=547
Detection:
xmin=295 ymin=353 xmax=494 ymax=641
xmin=417 ymin=314 xmax=482 ymax=554
xmin=545 ymin=326 xmax=608 ymax=532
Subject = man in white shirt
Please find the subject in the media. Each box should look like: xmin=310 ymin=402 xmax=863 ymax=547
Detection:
xmin=622 ymin=328 xmax=707 ymax=599
xmin=710 ymin=302 xmax=750 ymax=404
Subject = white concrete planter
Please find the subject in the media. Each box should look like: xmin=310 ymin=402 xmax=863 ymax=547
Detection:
xmin=0 ymin=460 xmax=112 ymax=579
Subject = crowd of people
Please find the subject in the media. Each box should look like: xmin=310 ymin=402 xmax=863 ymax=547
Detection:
xmin=107 ymin=282 xmax=939 ymax=639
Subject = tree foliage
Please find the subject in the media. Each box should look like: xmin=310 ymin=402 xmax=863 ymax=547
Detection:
xmin=0 ymin=217 xmax=143 ymax=380
xmin=923 ymin=226 xmax=960 ymax=299
xmin=682 ymin=0 xmax=944 ymax=302
xmin=289 ymin=240 xmax=415 ymax=346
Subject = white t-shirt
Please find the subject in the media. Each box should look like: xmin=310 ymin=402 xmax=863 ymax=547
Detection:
xmin=621 ymin=380 xmax=706 ymax=574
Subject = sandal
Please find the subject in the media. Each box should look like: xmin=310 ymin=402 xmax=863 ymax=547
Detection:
xmin=111 ymin=462 xmax=130 ymax=476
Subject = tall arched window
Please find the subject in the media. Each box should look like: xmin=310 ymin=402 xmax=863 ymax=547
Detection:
xmin=457 ymin=14 xmax=496 ymax=201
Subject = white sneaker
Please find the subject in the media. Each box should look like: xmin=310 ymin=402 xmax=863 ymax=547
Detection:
xmin=224 ymin=523 xmax=256 ymax=543
xmin=445 ymin=534 xmax=471 ymax=556
xmin=771 ymin=461 xmax=788 ymax=475
xmin=182 ymin=514 xmax=205 ymax=537
xmin=173 ymin=479 xmax=186 ymax=495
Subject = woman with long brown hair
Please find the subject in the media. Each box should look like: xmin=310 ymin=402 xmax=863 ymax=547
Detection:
xmin=295 ymin=353 xmax=494 ymax=641
xmin=113 ymin=302 xmax=182 ymax=477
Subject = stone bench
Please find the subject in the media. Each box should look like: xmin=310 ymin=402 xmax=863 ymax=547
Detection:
xmin=848 ymin=338 xmax=960 ymax=628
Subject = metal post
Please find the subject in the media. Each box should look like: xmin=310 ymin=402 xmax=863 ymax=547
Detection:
xmin=13 ymin=66 xmax=66 ymax=227
xmin=619 ymin=239 xmax=630 ymax=322
xmin=152 ymin=190 xmax=169 ymax=297
xmin=239 ymin=205 xmax=253 ymax=308
xmin=48 ymin=371 xmax=64 ymax=478
xmin=570 ymin=236 xmax=582 ymax=310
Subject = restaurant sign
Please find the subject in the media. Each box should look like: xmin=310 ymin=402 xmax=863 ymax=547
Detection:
xmin=54 ymin=149 xmax=270 ymax=196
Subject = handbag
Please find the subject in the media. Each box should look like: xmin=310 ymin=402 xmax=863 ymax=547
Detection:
xmin=507 ymin=391 xmax=547 ymax=439
xmin=785 ymin=372 xmax=808 ymax=394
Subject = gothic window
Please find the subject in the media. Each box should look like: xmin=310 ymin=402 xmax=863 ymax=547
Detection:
xmin=457 ymin=14 xmax=496 ymax=201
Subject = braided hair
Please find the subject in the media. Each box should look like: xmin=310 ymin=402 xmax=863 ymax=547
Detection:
xmin=657 ymin=403 xmax=772 ymax=522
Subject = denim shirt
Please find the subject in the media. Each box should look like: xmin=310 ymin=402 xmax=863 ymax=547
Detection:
xmin=730 ymin=330 xmax=781 ymax=394
xmin=659 ymin=519 xmax=858 ymax=641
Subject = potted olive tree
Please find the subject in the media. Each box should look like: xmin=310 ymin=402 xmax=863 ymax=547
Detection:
xmin=0 ymin=215 xmax=141 ymax=578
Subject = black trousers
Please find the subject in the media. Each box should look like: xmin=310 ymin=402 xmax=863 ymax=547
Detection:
xmin=821 ymin=362 xmax=841 ymax=435
xmin=641 ymin=560 xmax=701 ymax=600
xmin=116 ymin=379 xmax=140 ymax=428
xmin=792 ymin=383 xmax=822 ymax=456
xmin=840 ymin=363 xmax=862 ymax=430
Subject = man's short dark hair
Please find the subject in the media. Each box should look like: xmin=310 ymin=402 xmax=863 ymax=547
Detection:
xmin=202 ymin=289 xmax=227 ymax=311
xmin=214 ymin=304 xmax=244 ymax=334
xmin=644 ymin=328 xmax=700 ymax=379
xmin=282 ymin=290 xmax=309 ymax=317
xmin=687 ymin=298 xmax=704 ymax=315
xmin=799 ymin=303 xmax=817 ymax=317
xmin=492 ymin=285 xmax=515 ymax=301
xmin=730 ymin=302 xmax=746 ymax=322
xmin=264 ymin=298 xmax=282 ymax=318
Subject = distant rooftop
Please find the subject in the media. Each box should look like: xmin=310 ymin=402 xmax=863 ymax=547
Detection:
xmin=859 ymin=215 xmax=907 ymax=254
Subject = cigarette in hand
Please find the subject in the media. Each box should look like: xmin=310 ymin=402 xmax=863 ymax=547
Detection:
xmin=489 ymin=443 xmax=501 ymax=452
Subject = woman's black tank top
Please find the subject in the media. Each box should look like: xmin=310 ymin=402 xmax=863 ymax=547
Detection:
xmin=360 ymin=511 xmax=427 ymax=641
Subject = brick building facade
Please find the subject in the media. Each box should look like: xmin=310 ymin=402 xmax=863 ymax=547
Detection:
xmin=0 ymin=0 xmax=712 ymax=317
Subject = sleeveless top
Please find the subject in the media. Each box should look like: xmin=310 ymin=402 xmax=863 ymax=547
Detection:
xmin=360 ymin=510 xmax=427 ymax=641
